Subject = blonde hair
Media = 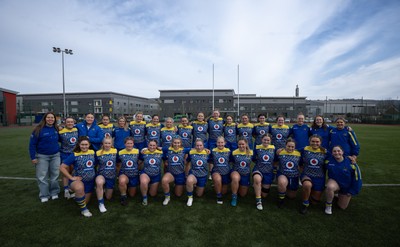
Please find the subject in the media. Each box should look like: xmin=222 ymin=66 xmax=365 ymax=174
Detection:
xmin=99 ymin=136 xmax=114 ymax=155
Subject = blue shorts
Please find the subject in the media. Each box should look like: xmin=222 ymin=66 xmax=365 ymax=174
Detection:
xmin=69 ymin=180 xmax=94 ymax=194
xmin=252 ymin=171 xmax=274 ymax=185
xmin=141 ymin=171 xmax=161 ymax=184
xmin=278 ymin=173 xmax=299 ymax=191
xmin=339 ymin=186 xmax=351 ymax=195
xmin=105 ymin=178 xmax=116 ymax=189
xmin=196 ymin=176 xmax=208 ymax=187
xmin=239 ymin=174 xmax=250 ymax=187
xmin=301 ymin=175 xmax=325 ymax=192
xmin=166 ymin=172 xmax=186 ymax=185
xmin=212 ymin=171 xmax=231 ymax=185
xmin=127 ymin=176 xmax=139 ymax=188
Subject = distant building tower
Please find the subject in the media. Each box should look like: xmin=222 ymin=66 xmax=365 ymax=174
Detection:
xmin=295 ymin=85 xmax=299 ymax=97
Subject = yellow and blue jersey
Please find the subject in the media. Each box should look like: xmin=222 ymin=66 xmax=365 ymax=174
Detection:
xmin=96 ymin=148 xmax=118 ymax=179
xmin=329 ymin=128 xmax=360 ymax=156
xmin=160 ymin=126 xmax=177 ymax=149
xmin=146 ymin=123 xmax=162 ymax=145
xmin=208 ymin=117 xmax=224 ymax=141
xmin=271 ymin=124 xmax=291 ymax=150
xmin=277 ymin=150 xmax=301 ymax=178
xmin=252 ymin=144 xmax=275 ymax=174
xmin=187 ymin=149 xmax=209 ymax=177
xmin=177 ymin=124 xmax=193 ymax=149
xmin=192 ymin=121 xmax=208 ymax=143
xmin=232 ymin=149 xmax=253 ymax=176
xmin=63 ymin=150 xmax=96 ymax=182
xmin=98 ymin=123 xmax=114 ymax=138
xmin=301 ymin=146 xmax=326 ymax=178
xmin=58 ymin=127 xmax=78 ymax=158
xmin=253 ymin=123 xmax=271 ymax=146
xmin=164 ymin=147 xmax=187 ymax=175
xmin=129 ymin=120 xmax=146 ymax=144
xmin=326 ymin=157 xmax=362 ymax=195
xmin=118 ymin=148 xmax=140 ymax=177
xmin=209 ymin=147 xmax=232 ymax=176
xmin=237 ymin=123 xmax=254 ymax=148
xmin=141 ymin=149 xmax=163 ymax=176
xmin=223 ymin=123 xmax=237 ymax=144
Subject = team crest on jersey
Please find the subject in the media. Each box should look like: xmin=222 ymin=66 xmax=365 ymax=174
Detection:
xmin=105 ymin=133 xmax=111 ymax=137
xmin=276 ymin=134 xmax=283 ymax=139
xmin=182 ymin=132 xmax=188 ymax=138
xmin=69 ymin=137 xmax=77 ymax=144
xmin=198 ymin=126 xmax=204 ymax=131
xmin=214 ymin=124 xmax=220 ymax=130
xmin=262 ymin=155 xmax=270 ymax=162
xmin=135 ymin=129 xmax=141 ymax=134
xmin=285 ymin=161 xmax=294 ymax=169
xmin=166 ymin=135 xmax=172 ymax=141
xmin=106 ymin=160 xmax=113 ymax=167
xmin=149 ymin=158 xmax=157 ymax=165
xmin=126 ymin=160 xmax=133 ymax=167
xmin=310 ymin=159 xmax=318 ymax=166
xmin=86 ymin=160 xmax=93 ymax=168
xmin=228 ymin=129 xmax=234 ymax=134
xmin=260 ymin=130 xmax=266 ymax=135
xmin=172 ymin=156 xmax=179 ymax=162
xmin=218 ymin=157 xmax=225 ymax=164
xmin=151 ymin=131 xmax=157 ymax=136
xmin=243 ymin=132 xmax=248 ymax=137
xmin=240 ymin=161 xmax=247 ymax=167
xmin=196 ymin=160 xmax=203 ymax=166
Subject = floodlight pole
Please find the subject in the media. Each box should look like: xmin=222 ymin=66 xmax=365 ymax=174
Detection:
xmin=53 ymin=47 xmax=73 ymax=118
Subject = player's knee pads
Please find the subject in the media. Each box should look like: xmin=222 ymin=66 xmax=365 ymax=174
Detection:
xmin=262 ymin=187 xmax=270 ymax=194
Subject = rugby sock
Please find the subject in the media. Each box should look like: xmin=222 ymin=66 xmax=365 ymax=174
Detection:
xmin=75 ymin=196 xmax=87 ymax=211
xmin=98 ymin=198 xmax=105 ymax=205
xmin=278 ymin=192 xmax=286 ymax=200
xmin=256 ymin=196 xmax=262 ymax=203
xmin=325 ymin=201 xmax=332 ymax=207
xmin=217 ymin=192 xmax=222 ymax=199
xmin=63 ymin=186 xmax=69 ymax=191
xmin=143 ymin=195 xmax=148 ymax=200
xmin=164 ymin=192 xmax=171 ymax=197
xmin=303 ymin=200 xmax=310 ymax=207
xmin=187 ymin=191 xmax=193 ymax=197
xmin=232 ymin=193 xmax=237 ymax=199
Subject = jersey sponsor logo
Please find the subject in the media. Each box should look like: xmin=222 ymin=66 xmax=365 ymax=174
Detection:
xmin=105 ymin=133 xmax=111 ymax=137
xmin=260 ymin=130 xmax=266 ymax=135
xmin=69 ymin=137 xmax=77 ymax=144
xmin=151 ymin=131 xmax=157 ymax=136
xmin=276 ymin=134 xmax=283 ymax=140
xmin=149 ymin=158 xmax=157 ymax=165
xmin=240 ymin=161 xmax=247 ymax=167
xmin=86 ymin=160 xmax=93 ymax=168
xmin=214 ymin=124 xmax=220 ymax=130
xmin=172 ymin=156 xmax=179 ymax=162
xmin=285 ymin=161 xmax=294 ymax=169
xmin=134 ymin=129 xmax=141 ymax=134
xmin=126 ymin=160 xmax=134 ymax=167
xmin=166 ymin=135 xmax=172 ymax=141
xmin=228 ymin=129 xmax=234 ymax=134
xmin=310 ymin=158 xmax=318 ymax=166
xmin=196 ymin=160 xmax=203 ymax=166
xmin=197 ymin=126 xmax=204 ymax=132
xmin=182 ymin=132 xmax=188 ymax=138
xmin=106 ymin=160 xmax=114 ymax=167
xmin=218 ymin=157 xmax=225 ymax=164
xmin=243 ymin=132 xmax=248 ymax=137
xmin=262 ymin=155 xmax=270 ymax=162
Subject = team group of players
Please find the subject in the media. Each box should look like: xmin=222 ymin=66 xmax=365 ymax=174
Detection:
xmin=29 ymin=110 xmax=362 ymax=217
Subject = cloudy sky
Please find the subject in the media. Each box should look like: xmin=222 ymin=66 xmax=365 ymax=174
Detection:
xmin=1 ymin=0 xmax=399 ymax=100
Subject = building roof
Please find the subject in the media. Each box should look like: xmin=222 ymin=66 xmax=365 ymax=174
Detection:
xmin=0 ymin=87 xmax=19 ymax=95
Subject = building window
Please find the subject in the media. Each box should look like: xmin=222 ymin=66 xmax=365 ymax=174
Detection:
xmin=94 ymin=107 xmax=103 ymax=113
xmin=219 ymin=99 xmax=224 ymax=103
xmin=70 ymin=101 xmax=78 ymax=106
xmin=41 ymin=102 xmax=49 ymax=106
xmin=71 ymin=108 xmax=78 ymax=113
xmin=94 ymin=100 xmax=102 ymax=106
xmin=164 ymin=99 xmax=174 ymax=104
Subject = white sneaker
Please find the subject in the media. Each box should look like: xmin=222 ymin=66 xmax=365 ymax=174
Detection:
xmin=208 ymin=175 xmax=212 ymax=180
xmin=40 ymin=198 xmax=49 ymax=203
xmin=187 ymin=197 xmax=193 ymax=207
xmin=163 ymin=197 xmax=170 ymax=206
xmin=256 ymin=202 xmax=263 ymax=211
xmin=325 ymin=206 xmax=332 ymax=215
xmin=51 ymin=195 xmax=59 ymax=200
xmin=142 ymin=198 xmax=148 ymax=206
xmin=81 ymin=209 xmax=92 ymax=217
xmin=64 ymin=190 xmax=71 ymax=199
xmin=99 ymin=203 xmax=107 ymax=213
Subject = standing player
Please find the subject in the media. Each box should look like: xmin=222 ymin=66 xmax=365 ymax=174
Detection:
xmin=209 ymin=136 xmax=232 ymax=204
xmin=58 ymin=117 xmax=78 ymax=199
xmin=223 ymin=115 xmax=238 ymax=151
xmin=113 ymin=116 xmax=131 ymax=151
xmin=60 ymin=136 xmax=96 ymax=217
xmin=29 ymin=112 xmax=60 ymax=203
xmin=230 ymin=138 xmax=253 ymax=207
xmin=192 ymin=112 xmax=208 ymax=148
xmin=299 ymin=135 xmax=327 ymax=214
xmin=276 ymin=138 xmax=301 ymax=209
xmin=270 ymin=115 xmax=291 ymax=151
xmin=290 ymin=113 xmax=310 ymax=151
xmin=146 ymin=115 xmax=163 ymax=146
xmin=118 ymin=137 xmax=140 ymax=206
xmin=185 ymin=138 xmax=210 ymax=207
xmin=310 ymin=115 xmax=332 ymax=149
xmin=208 ymin=110 xmax=224 ymax=150
xmin=161 ymin=137 xmax=187 ymax=206
xmin=252 ymin=134 xmax=275 ymax=210
xmin=160 ymin=117 xmax=177 ymax=154
xmin=253 ymin=114 xmax=271 ymax=148
xmin=237 ymin=114 xmax=254 ymax=149
xmin=98 ymin=115 xmax=114 ymax=139
xmin=76 ymin=113 xmax=103 ymax=151
xmin=177 ymin=116 xmax=193 ymax=153
xmin=139 ymin=140 xmax=163 ymax=205
xmin=329 ymin=117 xmax=360 ymax=160
xmin=129 ymin=112 xmax=147 ymax=151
